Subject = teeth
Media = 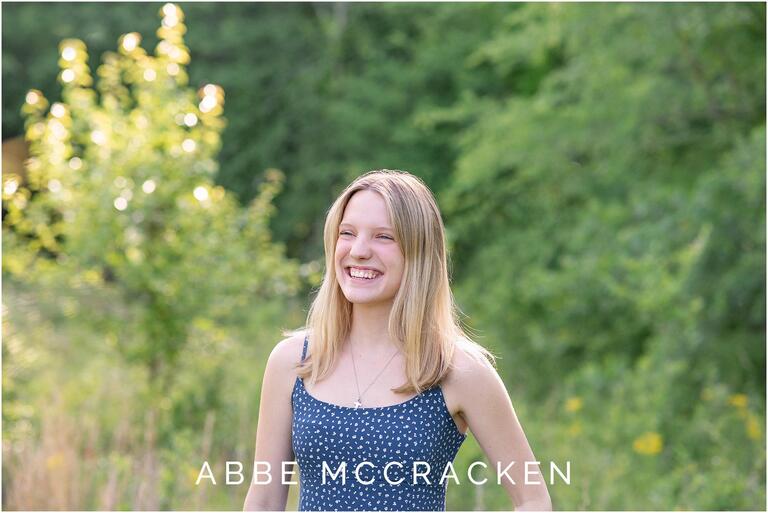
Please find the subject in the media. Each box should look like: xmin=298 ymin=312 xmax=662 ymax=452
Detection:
xmin=350 ymin=268 xmax=378 ymax=279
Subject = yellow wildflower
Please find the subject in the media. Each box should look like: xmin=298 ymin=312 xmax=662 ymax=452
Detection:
xmin=188 ymin=465 xmax=201 ymax=484
xmin=728 ymin=394 xmax=748 ymax=408
xmin=746 ymin=413 xmax=762 ymax=441
xmin=633 ymin=431 xmax=663 ymax=455
xmin=565 ymin=397 xmax=583 ymax=413
xmin=567 ymin=422 xmax=582 ymax=437
xmin=46 ymin=452 xmax=64 ymax=470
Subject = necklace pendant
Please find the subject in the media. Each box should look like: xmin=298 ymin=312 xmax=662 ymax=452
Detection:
xmin=354 ymin=399 xmax=362 ymax=409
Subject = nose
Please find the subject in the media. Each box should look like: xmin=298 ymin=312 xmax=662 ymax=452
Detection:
xmin=349 ymin=234 xmax=372 ymax=259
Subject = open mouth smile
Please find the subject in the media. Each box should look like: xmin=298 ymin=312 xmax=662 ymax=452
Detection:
xmin=346 ymin=266 xmax=382 ymax=283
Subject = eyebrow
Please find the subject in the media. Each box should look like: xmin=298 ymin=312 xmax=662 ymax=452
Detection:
xmin=339 ymin=222 xmax=393 ymax=231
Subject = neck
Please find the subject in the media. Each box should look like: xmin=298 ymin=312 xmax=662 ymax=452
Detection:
xmin=347 ymin=301 xmax=399 ymax=352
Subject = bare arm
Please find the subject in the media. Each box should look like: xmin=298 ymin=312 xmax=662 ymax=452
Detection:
xmin=451 ymin=351 xmax=553 ymax=511
xmin=243 ymin=335 xmax=301 ymax=511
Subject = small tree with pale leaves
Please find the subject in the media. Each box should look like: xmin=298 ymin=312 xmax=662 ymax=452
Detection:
xmin=3 ymin=2 xmax=298 ymax=397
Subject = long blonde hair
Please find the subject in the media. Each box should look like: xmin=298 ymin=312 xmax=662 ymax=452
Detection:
xmin=292 ymin=169 xmax=494 ymax=394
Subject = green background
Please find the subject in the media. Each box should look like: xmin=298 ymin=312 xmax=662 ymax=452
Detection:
xmin=2 ymin=2 xmax=765 ymax=510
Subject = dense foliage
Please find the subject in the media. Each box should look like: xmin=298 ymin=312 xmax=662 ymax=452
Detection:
xmin=2 ymin=2 xmax=764 ymax=510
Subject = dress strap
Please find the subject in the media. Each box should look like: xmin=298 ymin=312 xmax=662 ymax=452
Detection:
xmin=301 ymin=335 xmax=309 ymax=361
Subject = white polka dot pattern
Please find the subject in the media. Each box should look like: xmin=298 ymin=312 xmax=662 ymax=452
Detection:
xmin=291 ymin=337 xmax=467 ymax=511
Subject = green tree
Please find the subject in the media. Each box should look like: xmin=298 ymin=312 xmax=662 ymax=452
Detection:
xmin=439 ymin=4 xmax=765 ymax=508
xmin=2 ymin=5 xmax=299 ymax=507
xmin=443 ymin=2 xmax=765 ymax=398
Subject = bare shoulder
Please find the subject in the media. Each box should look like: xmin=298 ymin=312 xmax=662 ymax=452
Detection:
xmin=442 ymin=339 xmax=506 ymax=420
xmin=266 ymin=330 xmax=307 ymax=377
xmin=443 ymin=339 xmax=500 ymax=390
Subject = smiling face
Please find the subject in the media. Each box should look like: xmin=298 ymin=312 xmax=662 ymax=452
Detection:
xmin=334 ymin=189 xmax=405 ymax=307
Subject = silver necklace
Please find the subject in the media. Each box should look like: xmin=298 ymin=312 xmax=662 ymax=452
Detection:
xmin=349 ymin=340 xmax=401 ymax=408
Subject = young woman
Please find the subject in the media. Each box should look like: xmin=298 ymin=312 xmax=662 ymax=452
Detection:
xmin=243 ymin=170 xmax=552 ymax=511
